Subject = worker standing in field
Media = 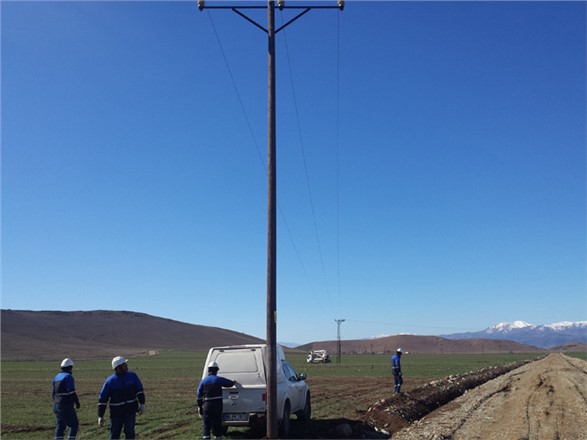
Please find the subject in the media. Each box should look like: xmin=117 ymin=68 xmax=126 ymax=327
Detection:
xmin=391 ymin=348 xmax=403 ymax=394
xmin=196 ymin=361 xmax=237 ymax=440
xmin=52 ymin=358 xmax=81 ymax=440
xmin=98 ymin=356 xmax=145 ymax=439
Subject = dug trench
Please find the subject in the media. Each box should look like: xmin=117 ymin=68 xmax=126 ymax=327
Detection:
xmin=285 ymin=358 xmax=537 ymax=439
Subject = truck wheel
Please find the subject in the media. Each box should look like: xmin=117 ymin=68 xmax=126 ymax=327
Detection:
xmin=278 ymin=401 xmax=291 ymax=437
xmin=296 ymin=393 xmax=311 ymax=421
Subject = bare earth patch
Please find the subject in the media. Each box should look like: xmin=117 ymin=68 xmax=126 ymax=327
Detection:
xmin=286 ymin=353 xmax=586 ymax=439
xmin=383 ymin=353 xmax=587 ymax=440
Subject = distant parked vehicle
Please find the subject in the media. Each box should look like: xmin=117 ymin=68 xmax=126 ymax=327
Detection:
xmin=202 ymin=344 xmax=311 ymax=437
xmin=306 ymin=350 xmax=331 ymax=364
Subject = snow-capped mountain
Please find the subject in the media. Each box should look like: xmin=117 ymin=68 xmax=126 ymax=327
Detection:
xmin=486 ymin=321 xmax=533 ymax=334
xmin=444 ymin=321 xmax=587 ymax=349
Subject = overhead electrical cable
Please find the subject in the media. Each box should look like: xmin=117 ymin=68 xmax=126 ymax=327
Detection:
xmin=206 ymin=10 xmax=329 ymax=316
xmin=280 ymin=12 xmax=333 ymax=311
xmin=206 ymin=11 xmax=265 ymax=172
xmin=346 ymin=319 xmax=479 ymax=332
xmin=278 ymin=207 xmax=330 ymax=315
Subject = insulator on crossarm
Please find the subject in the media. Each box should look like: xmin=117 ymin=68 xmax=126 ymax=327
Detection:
xmin=278 ymin=1 xmax=285 ymax=10
xmin=338 ymin=0 xmax=345 ymax=11
xmin=198 ymin=0 xmax=205 ymax=11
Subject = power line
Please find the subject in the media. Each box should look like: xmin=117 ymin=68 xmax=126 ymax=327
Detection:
xmin=205 ymin=11 xmax=266 ymax=173
xmin=346 ymin=319 xmax=482 ymax=332
xmin=335 ymin=318 xmax=345 ymax=363
xmin=207 ymin=9 xmax=330 ymax=317
xmin=280 ymin=13 xmax=333 ymax=310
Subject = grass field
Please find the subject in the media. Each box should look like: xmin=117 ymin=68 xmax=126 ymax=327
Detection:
xmin=0 ymin=351 xmax=558 ymax=439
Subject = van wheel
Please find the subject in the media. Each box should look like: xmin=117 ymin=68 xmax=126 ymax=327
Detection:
xmin=296 ymin=393 xmax=311 ymax=422
xmin=278 ymin=401 xmax=291 ymax=437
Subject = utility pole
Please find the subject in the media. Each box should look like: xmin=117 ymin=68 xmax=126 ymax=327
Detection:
xmin=197 ymin=1 xmax=344 ymax=438
xmin=335 ymin=318 xmax=345 ymax=363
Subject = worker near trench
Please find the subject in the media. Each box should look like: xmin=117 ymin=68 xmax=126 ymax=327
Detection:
xmin=391 ymin=348 xmax=404 ymax=394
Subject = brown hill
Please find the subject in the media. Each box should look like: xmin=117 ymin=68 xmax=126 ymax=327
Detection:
xmin=1 ymin=310 xmax=545 ymax=362
xmin=1 ymin=310 xmax=263 ymax=361
xmin=299 ymin=334 xmax=544 ymax=354
xmin=549 ymin=342 xmax=587 ymax=352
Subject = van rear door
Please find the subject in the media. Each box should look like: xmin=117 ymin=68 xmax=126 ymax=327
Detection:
xmin=211 ymin=346 xmax=266 ymax=384
xmin=209 ymin=347 xmax=267 ymax=421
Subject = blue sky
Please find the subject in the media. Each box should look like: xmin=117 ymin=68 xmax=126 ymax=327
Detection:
xmin=2 ymin=1 xmax=586 ymax=345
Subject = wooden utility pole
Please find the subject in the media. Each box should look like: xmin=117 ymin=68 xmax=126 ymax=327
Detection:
xmin=266 ymin=3 xmax=278 ymax=436
xmin=198 ymin=1 xmax=343 ymax=437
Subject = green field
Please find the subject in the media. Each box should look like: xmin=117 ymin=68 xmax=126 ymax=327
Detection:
xmin=0 ymin=351 xmax=557 ymax=439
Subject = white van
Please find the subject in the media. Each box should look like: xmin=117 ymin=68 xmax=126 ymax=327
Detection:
xmin=202 ymin=344 xmax=311 ymax=436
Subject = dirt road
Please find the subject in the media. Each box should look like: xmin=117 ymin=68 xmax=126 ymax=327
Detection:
xmin=393 ymin=353 xmax=587 ymax=440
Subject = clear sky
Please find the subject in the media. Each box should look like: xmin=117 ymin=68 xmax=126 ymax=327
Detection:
xmin=2 ymin=0 xmax=586 ymax=345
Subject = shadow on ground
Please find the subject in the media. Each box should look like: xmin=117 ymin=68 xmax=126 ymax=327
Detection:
xmin=225 ymin=418 xmax=389 ymax=439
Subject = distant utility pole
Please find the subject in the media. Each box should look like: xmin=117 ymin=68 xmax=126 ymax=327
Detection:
xmin=335 ymin=318 xmax=345 ymax=363
xmin=197 ymin=1 xmax=343 ymax=438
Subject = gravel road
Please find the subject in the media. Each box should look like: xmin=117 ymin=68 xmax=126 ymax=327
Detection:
xmin=393 ymin=353 xmax=587 ymax=440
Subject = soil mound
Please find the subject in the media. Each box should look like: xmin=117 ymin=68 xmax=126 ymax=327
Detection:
xmin=392 ymin=354 xmax=587 ymax=439
xmin=359 ymin=358 xmax=536 ymax=436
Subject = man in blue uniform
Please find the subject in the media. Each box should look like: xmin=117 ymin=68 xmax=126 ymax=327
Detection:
xmin=197 ymin=361 xmax=237 ymax=440
xmin=98 ymin=356 xmax=146 ymax=439
xmin=52 ymin=358 xmax=81 ymax=440
xmin=391 ymin=348 xmax=403 ymax=394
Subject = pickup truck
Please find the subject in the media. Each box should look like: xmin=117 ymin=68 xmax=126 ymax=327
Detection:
xmin=202 ymin=344 xmax=311 ymax=436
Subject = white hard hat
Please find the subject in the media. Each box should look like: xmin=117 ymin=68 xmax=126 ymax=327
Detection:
xmin=61 ymin=358 xmax=74 ymax=368
xmin=112 ymin=356 xmax=128 ymax=370
xmin=208 ymin=361 xmax=219 ymax=370
xmin=396 ymin=348 xmax=403 ymax=353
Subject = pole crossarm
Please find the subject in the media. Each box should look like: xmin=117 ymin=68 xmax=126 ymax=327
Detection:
xmin=198 ymin=1 xmax=343 ymax=10
xmin=199 ymin=2 xmax=342 ymax=33
xmin=231 ymin=8 xmax=268 ymax=32
xmin=201 ymin=4 xmax=340 ymax=8
xmin=275 ymin=8 xmax=311 ymax=33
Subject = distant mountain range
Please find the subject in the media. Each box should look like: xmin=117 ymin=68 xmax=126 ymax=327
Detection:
xmin=443 ymin=321 xmax=587 ymax=349
xmin=3 ymin=310 xmax=584 ymax=361
xmin=2 ymin=310 xmax=554 ymax=361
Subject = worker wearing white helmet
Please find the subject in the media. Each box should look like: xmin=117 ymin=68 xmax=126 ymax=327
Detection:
xmin=391 ymin=348 xmax=404 ymax=394
xmin=97 ymin=356 xmax=145 ymax=439
xmin=52 ymin=358 xmax=81 ymax=439
xmin=196 ymin=361 xmax=237 ymax=439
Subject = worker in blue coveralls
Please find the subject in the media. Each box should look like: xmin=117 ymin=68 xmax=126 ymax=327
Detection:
xmin=197 ymin=361 xmax=237 ymax=440
xmin=52 ymin=358 xmax=81 ymax=440
xmin=391 ymin=348 xmax=403 ymax=394
xmin=98 ymin=356 xmax=146 ymax=439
